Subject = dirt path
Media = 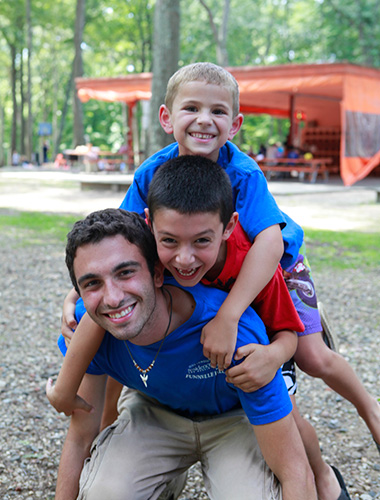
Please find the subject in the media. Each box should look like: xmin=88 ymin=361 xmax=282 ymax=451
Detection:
xmin=1 ymin=169 xmax=379 ymax=232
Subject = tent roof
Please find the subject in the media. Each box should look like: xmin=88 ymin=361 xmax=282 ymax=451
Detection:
xmin=75 ymin=63 xmax=380 ymax=185
xmin=75 ymin=62 xmax=380 ymax=111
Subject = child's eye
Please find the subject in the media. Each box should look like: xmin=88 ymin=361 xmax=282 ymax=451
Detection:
xmin=213 ymin=108 xmax=227 ymax=115
xmin=195 ymin=238 xmax=211 ymax=245
xmin=184 ymin=106 xmax=197 ymax=112
xmin=161 ymin=237 xmax=177 ymax=245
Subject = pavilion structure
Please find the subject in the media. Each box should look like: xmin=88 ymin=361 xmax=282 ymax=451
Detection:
xmin=76 ymin=63 xmax=380 ymax=186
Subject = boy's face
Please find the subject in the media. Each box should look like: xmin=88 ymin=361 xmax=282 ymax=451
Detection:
xmin=147 ymin=207 xmax=237 ymax=288
xmin=159 ymin=81 xmax=243 ymax=162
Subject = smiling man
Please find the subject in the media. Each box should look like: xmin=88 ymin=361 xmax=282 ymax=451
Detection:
xmin=51 ymin=208 xmax=315 ymax=500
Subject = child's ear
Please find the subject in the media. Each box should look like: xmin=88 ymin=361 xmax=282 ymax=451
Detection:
xmin=222 ymin=212 xmax=239 ymax=240
xmin=153 ymin=261 xmax=165 ymax=287
xmin=159 ymin=105 xmax=174 ymax=134
xmin=144 ymin=208 xmax=152 ymax=228
xmin=228 ymin=113 xmax=244 ymax=140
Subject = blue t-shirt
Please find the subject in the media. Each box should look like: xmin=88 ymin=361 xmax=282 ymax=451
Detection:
xmin=119 ymin=141 xmax=304 ymax=268
xmin=58 ymin=281 xmax=292 ymax=426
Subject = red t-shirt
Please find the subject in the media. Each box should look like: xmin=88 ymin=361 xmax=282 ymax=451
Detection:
xmin=201 ymin=222 xmax=305 ymax=335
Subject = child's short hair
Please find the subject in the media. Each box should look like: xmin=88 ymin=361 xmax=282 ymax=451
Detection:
xmin=147 ymin=155 xmax=234 ymax=229
xmin=165 ymin=62 xmax=240 ymax=117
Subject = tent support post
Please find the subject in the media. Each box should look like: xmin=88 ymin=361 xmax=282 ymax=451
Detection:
xmin=127 ymin=102 xmax=136 ymax=170
xmin=289 ymin=94 xmax=296 ymax=146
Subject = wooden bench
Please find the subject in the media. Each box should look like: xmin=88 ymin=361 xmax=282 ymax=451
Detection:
xmin=258 ymin=158 xmax=333 ymax=183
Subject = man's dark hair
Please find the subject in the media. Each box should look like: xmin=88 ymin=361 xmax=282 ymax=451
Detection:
xmin=65 ymin=208 xmax=158 ymax=294
xmin=147 ymin=155 xmax=234 ymax=228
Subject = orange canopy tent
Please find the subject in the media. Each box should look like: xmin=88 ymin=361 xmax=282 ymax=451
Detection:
xmin=76 ymin=63 xmax=380 ymax=185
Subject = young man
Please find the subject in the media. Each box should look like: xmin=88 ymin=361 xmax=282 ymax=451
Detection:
xmin=52 ymin=208 xmax=316 ymax=500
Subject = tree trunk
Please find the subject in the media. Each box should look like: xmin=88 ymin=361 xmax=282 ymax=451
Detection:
xmin=26 ymin=0 xmax=33 ymax=162
xmin=73 ymin=0 xmax=86 ymax=147
xmin=147 ymin=0 xmax=180 ymax=156
xmin=20 ymin=47 xmax=26 ymax=156
xmin=52 ymin=50 xmax=59 ymax=157
xmin=199 ymin=0 xmax=230 ymax=66
xmin=0 ymin=104 xmax=4 ymax=166
xmin=10 ymin=44 xmax=18 ymax=156
xmin=55 ymin=62 xmax=75 ymax=154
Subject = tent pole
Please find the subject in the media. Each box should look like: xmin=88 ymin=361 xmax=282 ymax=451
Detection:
xmin=127 ymin=102 xmax=136 ymax=171
xmin=289 ymin=94 xmax=295 ymax=146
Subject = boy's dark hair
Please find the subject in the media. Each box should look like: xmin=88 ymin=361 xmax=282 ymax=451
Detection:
xmin=147 ymin=155 xmax=234 ymax=228
xmin=66 ymin=208 xmax=158 ymax=294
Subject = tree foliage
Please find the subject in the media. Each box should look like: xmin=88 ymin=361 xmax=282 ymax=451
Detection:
xmin=0 ymin=0 xmax=379 ymax=165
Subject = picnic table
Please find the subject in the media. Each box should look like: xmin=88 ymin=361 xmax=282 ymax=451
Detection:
xmin=257 ymin=157 xmax=333 ymax=183
xmin=63 ymin=148 xmax=127 ymax=172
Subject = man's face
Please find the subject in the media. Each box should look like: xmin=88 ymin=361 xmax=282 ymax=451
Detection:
xmin=159 ymin=81 xmax=243 ymax=162
xmin=149 ymin=208 xmax=236 ymax=287
xmin=74 ymin=235 xmax=162 ymax=343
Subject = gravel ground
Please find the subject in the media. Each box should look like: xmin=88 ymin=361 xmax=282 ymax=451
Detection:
xmin=0 ymin=175 xmax=379 ymax=499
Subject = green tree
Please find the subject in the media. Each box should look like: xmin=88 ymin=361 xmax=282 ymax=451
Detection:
xmin=73 ymin=0 xmax=86 ymax=147
xmin=148 ymin=0 xmax=180 ymax=155
xmin=1 ymin=0 xmax=380 ymax=165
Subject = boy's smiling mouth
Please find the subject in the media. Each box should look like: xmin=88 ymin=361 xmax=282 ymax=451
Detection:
xmin=190 ymin=132 xmax=215 ymax=140
xmin=174 ymin=267 xmax=201 ymax=279
xmin=176 ymin=267 xmax=199 ymax=277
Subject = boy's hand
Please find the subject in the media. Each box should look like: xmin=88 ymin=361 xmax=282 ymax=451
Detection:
xmin=61 ymin=299 xmax=79 ymax=345
xmin=225 ymin=344 xmax=277 ymax=392
xmin=200 ymin=315 xmax=237 ymax=371
xmin=61 ymin=288 xmax=80 ymax=344
xmin=46 ymin=378 xmax=94 ymax=416
xmin=61 ymin=315 xmax=77 ymax=345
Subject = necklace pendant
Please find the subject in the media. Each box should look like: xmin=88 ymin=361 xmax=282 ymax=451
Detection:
xmin=140 ymin=373 xmax=148 ymax=387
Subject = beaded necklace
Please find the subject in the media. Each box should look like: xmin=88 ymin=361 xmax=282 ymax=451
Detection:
xmin=123 ymin=288 xmax=172 ymax=387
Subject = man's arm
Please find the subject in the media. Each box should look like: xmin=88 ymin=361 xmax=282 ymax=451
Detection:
xmin=55 ymin=373 xmax=107 ymax=500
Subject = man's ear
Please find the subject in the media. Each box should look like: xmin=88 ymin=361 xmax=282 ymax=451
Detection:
xmin=227 ymin=113 xmax=244 ymax=140
xmin=153 ymin=261 xmax=165 ymax=287
xmin=159 ymin=105 xmax=174 ymax=135
xmin=222 ymin=212 xmax=239 ymax=240
xmin=144 ymin=208 xmax=152 ymax=229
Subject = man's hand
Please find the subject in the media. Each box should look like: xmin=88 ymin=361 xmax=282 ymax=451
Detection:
xmin=200 ymin=315 xmax=238 ymax=371
xmin=46 ymin=378 xmax=94 ymax=416
xmin=225 ymin=344 xmax=277 ymax=392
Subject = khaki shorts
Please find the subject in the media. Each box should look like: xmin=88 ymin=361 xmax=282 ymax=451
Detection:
xmin=77 ymin=388 xmax=282 ymax=500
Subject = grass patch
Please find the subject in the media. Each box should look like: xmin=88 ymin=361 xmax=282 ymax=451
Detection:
xmin=0 ymin=211 xmax=79 ymax=244
xmin=0 ymin=211 xmax=378 ymax=270
xmin=304 ymin=228 xmax=380 ymax=270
